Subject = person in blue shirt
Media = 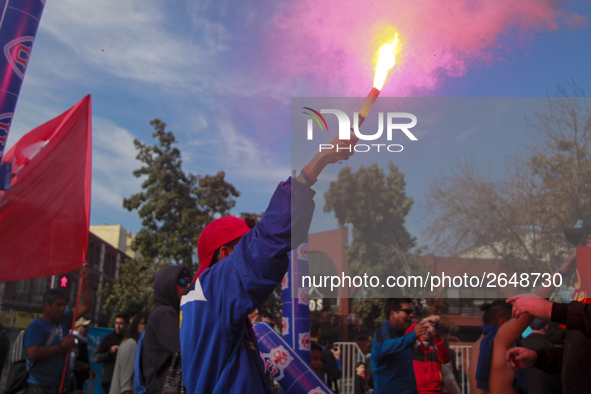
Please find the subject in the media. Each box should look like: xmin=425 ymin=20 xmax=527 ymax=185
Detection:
xmin=371 ymin=298 xmax=437 ymax=394
xmin=180 ymin=135 xmax=357 ymax=394
xmin=24 ymin=263 xmax=92 ymax=393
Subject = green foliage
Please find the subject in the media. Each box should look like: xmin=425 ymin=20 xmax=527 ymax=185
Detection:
xmin=324 ymin=162 xmax=419 ymax=288
xmin=325 ymin=162 xmax=423 ymax=331
xmin=352 ymin=298 xmax=386 ymax=335
xmin=102 ymin=119 xmax=241 ymax=321
xmin=122 ymin=119 xmax=240 ymax=272
xmin=98 ymin=258 xmax=165 ymax=326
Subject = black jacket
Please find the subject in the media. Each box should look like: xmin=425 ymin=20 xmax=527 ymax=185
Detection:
xmin=142 ymin=265 xmax=190 ymax=394
xmin=535 ymin=301 xmax=591 ymax=394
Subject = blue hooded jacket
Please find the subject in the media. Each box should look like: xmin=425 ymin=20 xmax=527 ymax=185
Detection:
xmin=371 ymin=320 xmax=418 ymax=394
xmin=180 ymin=178 xmax=314 ymax=394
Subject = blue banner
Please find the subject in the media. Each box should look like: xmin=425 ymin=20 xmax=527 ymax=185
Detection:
xmin=282 ymin=238 xmax=311 ymax=364
xmin=0 ymin=0 xmax=46 ymax=190
xmin=86 ymin=326 xmax=114 ymax=394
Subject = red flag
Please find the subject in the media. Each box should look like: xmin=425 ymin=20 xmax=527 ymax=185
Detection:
xmin=0 ymin=96 xmax=92 ymax=281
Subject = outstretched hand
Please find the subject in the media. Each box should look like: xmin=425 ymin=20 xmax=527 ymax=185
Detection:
xmin=421 ymin=315 xmax=440 ymax=324
xmin=414 ymin=321 xmax=429 ymax=338
xmin=506 ymin=347 xmax=537 ymax=371
xmin=506 ymin=295 xmax=552 ymax=320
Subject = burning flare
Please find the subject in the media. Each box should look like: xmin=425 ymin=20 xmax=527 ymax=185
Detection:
xmin=373 ymin=34 xmax=400 ymax=90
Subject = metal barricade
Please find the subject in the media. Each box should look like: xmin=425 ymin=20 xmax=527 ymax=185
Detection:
xmin=334 ymin=342 xmax=366 ymax=394
xmin=450 ymin=345 xmax=472 ymax=394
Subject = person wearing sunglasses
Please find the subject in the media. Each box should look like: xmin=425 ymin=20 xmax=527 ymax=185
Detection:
xmin=371 ymin=298 xmax=439 ymax=394
xmin=140 ymin=265 xmax=191 ymax=394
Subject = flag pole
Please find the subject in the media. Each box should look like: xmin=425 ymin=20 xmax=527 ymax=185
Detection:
xmin=59 ymin=272 xmax=85 ymax=393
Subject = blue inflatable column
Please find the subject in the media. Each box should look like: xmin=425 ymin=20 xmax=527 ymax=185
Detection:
xmin=282 ymin=237 xmax=311 ymax=364
xmin=255 ymin=322 xmax=332 ymax=394
xmin=0 ymin=0 xmax=46 ymax=189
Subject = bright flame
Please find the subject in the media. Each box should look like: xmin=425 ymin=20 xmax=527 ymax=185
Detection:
xmin=373 ymin=34 xmax=400 ymax=90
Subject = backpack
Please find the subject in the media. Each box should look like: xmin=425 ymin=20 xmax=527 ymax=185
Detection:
xmin=161 ymin=350 xmax=186 ymax=394
xmin=5 ymin=326 xmax=58 ymax=394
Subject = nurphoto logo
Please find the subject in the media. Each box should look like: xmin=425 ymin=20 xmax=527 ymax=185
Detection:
xmin=302 ymin=107 xmax=418 ymax=153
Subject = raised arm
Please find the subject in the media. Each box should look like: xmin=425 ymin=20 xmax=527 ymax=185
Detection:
xmin=77 ymin=263 xmax=92 ymax=317
xmin=296 ymin=134 xmax=358 ymax=187
xmin=196 ymin=133 xmax=359 ymax=327
xmin=494 ymin=313 xmax=534 ymax=349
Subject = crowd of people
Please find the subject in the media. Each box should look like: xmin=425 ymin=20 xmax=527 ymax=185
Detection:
xmin=2 ymin=136 xmax=590 ymax=394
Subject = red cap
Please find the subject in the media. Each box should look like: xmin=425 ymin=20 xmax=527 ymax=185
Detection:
xmin=195 ymin=216 xmax=251 ymax=279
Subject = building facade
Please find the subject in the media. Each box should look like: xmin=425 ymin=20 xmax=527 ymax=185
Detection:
xmin=0 ymin=230 xmax=129 ymax=333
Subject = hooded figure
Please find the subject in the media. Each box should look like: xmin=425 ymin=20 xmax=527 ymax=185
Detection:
xmin=142 ymin=264 xmax=191 ymax=393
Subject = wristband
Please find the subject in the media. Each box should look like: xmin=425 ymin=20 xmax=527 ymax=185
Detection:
xmin=303 ymin=165 xmax=318 ymax=183
xmin=301 ymin=168 xmax=315 ymax=186
xmin=557 ymin=268 xmax=565 ymax=276
xmin=58 ymin=343 xmax=63 ymax=353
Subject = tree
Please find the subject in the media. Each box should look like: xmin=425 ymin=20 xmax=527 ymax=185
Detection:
xmin=123 ymin=119 xmax=240 ymax=271
xmin=99 ymin=258 xmax=166 ymax=324
xmin=324 ymin=162 xmax=419 ymax=281
xmin=324 ymin=162 xmax=422 ymax=327
xmin=528 ymin=83 xmax=591 ymax=261
xmin=100 ymin=119 xmax=240 ymax=323
xmin=426 ymin=82 xmax=591 ymax=274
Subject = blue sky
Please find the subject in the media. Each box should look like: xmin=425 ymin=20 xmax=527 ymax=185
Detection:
xmin=4 ymin=0 xmax=591 ymax=241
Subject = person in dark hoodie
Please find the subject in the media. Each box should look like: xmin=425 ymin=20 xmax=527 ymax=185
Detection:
xmin=142 ymin=264 xmax=191 ymax=394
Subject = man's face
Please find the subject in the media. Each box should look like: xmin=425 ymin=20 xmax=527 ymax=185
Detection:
xmin=311 ymin=350 xmax=324 ymax=374
xmin=114 ymin=317 xmax=128 ymax=335
xmin=43 ymin=298 xmax=67 ymax=323
xmin=389 ymin=302 xmax=413 ymax=331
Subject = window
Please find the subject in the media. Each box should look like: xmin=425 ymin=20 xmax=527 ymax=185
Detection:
xmin=16 ymin=280 xmax=30 ymax=293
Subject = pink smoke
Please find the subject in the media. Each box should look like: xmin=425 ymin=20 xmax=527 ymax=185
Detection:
xmin=265 ymin=0 xmax=586 ymax=96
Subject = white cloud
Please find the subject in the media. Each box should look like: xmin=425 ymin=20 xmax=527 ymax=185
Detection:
xmin=215 ymin=118 xmax=291 ymax=181
xmin=39 ymin=0 xmax=228 ymax=90
xmin=91 ymin=117 xmax=141 ymax=210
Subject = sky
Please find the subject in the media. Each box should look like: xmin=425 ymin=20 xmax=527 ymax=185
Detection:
xmin=4 ymin=0 xmax=591 ymax=244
